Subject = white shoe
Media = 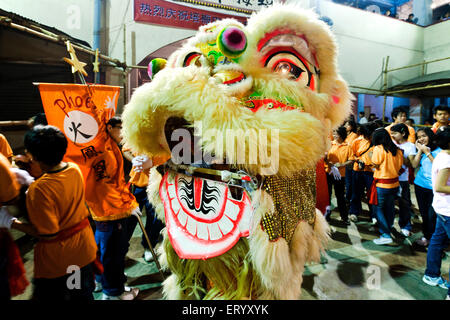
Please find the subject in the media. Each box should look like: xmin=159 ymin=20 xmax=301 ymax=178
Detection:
xmin=94 ymin=280 xmax=102 ymax=293
xmin=371 ymin=218 xmax=377 ymax=225
xmin=144 ymin=249 xmax=154 ymax=262
xmin=102 ymin=287 xmax=139 ymax=300
xmin=373 ymin=236 xmax=393 ymax=245
xmin=349 ymin=214 xmax=358 ymax=222
xmin=446 ymin=295 xmax=450 ymax=300
xmin=401 ymin=229 xmax=411 ymax=237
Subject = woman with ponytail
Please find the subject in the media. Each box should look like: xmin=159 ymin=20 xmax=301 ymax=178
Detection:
xmin=370 ymin=128 xmax=404 ymax=245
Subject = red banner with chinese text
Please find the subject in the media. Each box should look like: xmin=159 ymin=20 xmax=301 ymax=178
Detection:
xmin=134 ymin=0 xmax=248 ymax=30
xmin=38 ymin=83 xmax=137 ymax=221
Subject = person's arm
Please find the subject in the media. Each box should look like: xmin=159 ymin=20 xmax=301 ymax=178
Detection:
xmin=10 ymin=219 xmax=40 ymax=238
xmin=434 ymin=167 xmax=450 ymax=194
xmin=410 ymin=141 xmax=426 ymax=168
xmin=122 ymin=149 xmax=134 ymax=162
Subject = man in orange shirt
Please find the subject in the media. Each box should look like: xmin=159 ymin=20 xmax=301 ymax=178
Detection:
xmin=0 ymin=133 xmax=13 ymax=162
xmin=348 ymin=123 xmax=376 ymax=222
xmin=385 ymin=107 xmax=416 ymax=143
xmin=324 ymin=126 xmax=353 ymax=224
xmin=431 ymin=105 xmax=450 ymax=133
xmin=1 ymin=125 xmax=98 ymax=300
xmin=91 ymin=117 xmax=140 ymax=300
xmin=344 ymin=119 xmax=359 ymax=203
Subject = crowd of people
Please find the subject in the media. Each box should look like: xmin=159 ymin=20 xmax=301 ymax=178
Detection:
xmin=0 ymin=115 xmax=160 ymax=301
xmin=324 ymin=105 xmax=450 ymax=299
xmin=0 ymin=104 xmax=449 ymax=301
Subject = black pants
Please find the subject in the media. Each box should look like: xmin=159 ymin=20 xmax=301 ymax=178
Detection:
xmin=32 ymin=263 xmax=95 ymax=301
xmin=327 ymin=173 xmax=349 ymax=221
xmin=414 ymin=184 xmax=437 ymax=240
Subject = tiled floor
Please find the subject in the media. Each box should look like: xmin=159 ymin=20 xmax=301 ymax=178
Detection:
xmin=11 ymin=188 xmax=450 ymax=300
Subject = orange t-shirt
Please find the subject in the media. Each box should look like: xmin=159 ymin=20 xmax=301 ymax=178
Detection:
xmin=26 ymin=162 xmax=97 ymax=279
xmin=385 ymin=123 xmax=416 ymax=143
xmin=84 ymin=139 xmax=138 ymax=221
xmin=345 ymin=132 xmax=359 ymax=146
xmin=325 ymin=141 xmax=352 ymax=177
xmin=0 ymin=134 xmax=13 ymax=159
xmin=350 ymin=137 xmax=373 ymax=172
xmin=0 ymin=153 xmax=20 ymax=203
xmin=371 ymin=145 xmax=403 ymax=189
xmin=432 ymin=122 xmax=447 ymax=133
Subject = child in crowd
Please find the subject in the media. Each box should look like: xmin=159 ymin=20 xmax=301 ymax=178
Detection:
xmin=324 ymin=126 xmax=353 ymax=225
xmin=410 ymin=128 xmax=441 ymax=247
xmin=349 ymin=122 xmax=376 ymax=223
xmin=370 ymin=128 xmax=403 ymax=245
xmin=92 ymin=116 xmax=140 ymax=300
xmin=431 ymin=105 xmax=450 ymax=133
xmin=422 ymin=126 xmax=450 ymax=299
xmin=385 ymin=107 xmax=416 ymax=143
xmin=344 ymin=119 xmax=359 ymax=203
xmin=0 ymin=125 xmax=98 ymax=300
xmin=390 ymin=123 xmax=416 ymax=237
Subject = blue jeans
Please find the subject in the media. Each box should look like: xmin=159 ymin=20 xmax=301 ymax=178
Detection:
xmin=95 ymin=218 xmax=129 ymax=297
xmin=397 ymin=181 xmax=412 ymax=231
xmin=414 ymin=184 xmax=437 ymax=240
xmin=126 ymin=185 xmax=164 ymax=249
xmin=374 ymin=187 xmax=399 ymax=237
xmin=350 ymin=171 xmax=374 ymax=218
xmin=425 ymin=214 xmax=450 ymax=295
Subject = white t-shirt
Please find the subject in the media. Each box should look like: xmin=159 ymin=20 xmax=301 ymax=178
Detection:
xmin=359 ymin=117 xmax=368 ymax=124
xmin=395 ymin=141 xmax=416 ymax=181
xmin=431 ymin=151 xmax=450 ymax=217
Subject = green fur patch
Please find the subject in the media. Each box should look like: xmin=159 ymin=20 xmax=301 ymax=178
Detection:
xmin=164 ymin=236 xmax=263 ymax=300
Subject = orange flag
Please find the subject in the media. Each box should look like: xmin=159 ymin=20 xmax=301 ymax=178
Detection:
xmin=38 ymin=83 xmax=137 ymax=221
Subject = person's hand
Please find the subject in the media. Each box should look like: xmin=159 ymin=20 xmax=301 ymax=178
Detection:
xmin=416 ymin=141 xmax=430 ymax=154
xmin=10 ymin=167 xmax=35 ymax=186
xmin=0 ymin=206 xmax=17 ymax=229
xmin=330 ymin=166 xmax=341 ymax=180
xmin=131 ymin=207 xmax=142 ymax=217
xmin=132 ymin=155 xmax=153 ymax=172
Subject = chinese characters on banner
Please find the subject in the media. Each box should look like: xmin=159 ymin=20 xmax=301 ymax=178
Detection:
xmin=176 ymin=0 xmax=274 ymax=11
xmin=38 ymin=83 xmax=137 ymax=219
xmin=134 ymin=0 xmax=248 ymax=29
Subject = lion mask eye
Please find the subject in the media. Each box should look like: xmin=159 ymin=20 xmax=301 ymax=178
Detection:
xmin=258 ymin=31 xmax=320 ymax=91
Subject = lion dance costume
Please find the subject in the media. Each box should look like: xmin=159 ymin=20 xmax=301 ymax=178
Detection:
xmin=122 ymin=4 xmax=351 ymax=299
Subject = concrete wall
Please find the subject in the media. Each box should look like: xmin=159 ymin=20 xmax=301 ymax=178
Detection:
xmin=423 ymin=19 xmax=450 ymax=74
xmin=321 ymin=1 xmax=425 ymax=90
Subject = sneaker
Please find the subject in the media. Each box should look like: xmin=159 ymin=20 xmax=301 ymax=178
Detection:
xmin=143 ymin=249 xmax=154 ymax=262
xmin=349 ymin=214 xmax=358 ymax=222
xmin=371 ymin=218 xmax=377 ymax=225
xmin=373 ymin=236 xmax=393 ymax=245
xmin=94 ymin=280 xmax=102 ymax=293
xmin=102 ymin=287 xmax=140 ymax=300
xmin=416 ymin=237 xmax=429 ymax=246
xmin=446 ymin=295 xmax=450 ymax=300
xmin=400 ymin=229 xmax=411 ymax=237
xmin=422 ymin=275 xmax=449 ymax=289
